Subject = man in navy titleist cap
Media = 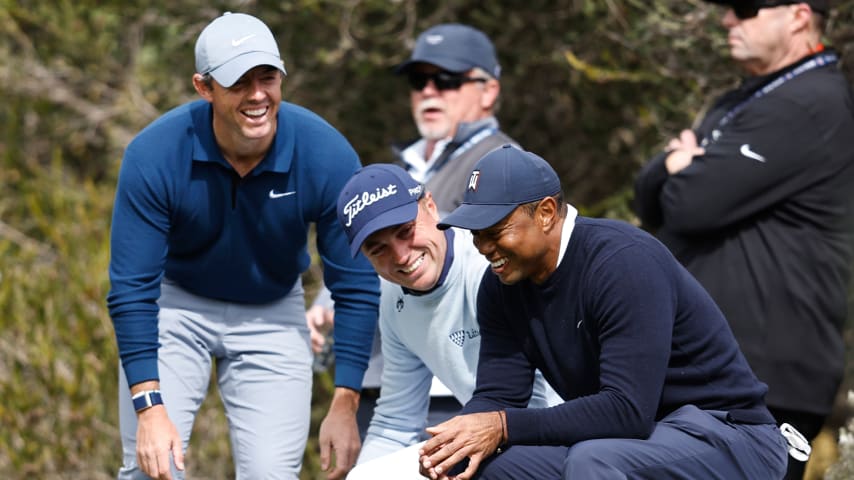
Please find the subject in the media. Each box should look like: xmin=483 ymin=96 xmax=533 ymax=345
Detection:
xmin=305 ymin=22 xmax=519 ymax=442
xmin=417 ymin=144 xmax=787 ymax=479
xmin=335 ymin=165 xmax=557 ymax=479
xmin=634 ymin=2 xmax=854 ymax=478
xmin=108 ymin=12 xmax=379 ymax=480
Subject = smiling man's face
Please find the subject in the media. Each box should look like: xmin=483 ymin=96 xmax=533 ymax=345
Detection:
xmin=361 ymin=193 xmax=448 ymax=291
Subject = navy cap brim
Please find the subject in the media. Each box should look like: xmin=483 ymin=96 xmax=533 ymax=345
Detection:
xmin=349 ymin=201 xmax=419 ymax=257
xmin=209 ymin=51 xmax=286 ymax=88
xmin=437 ymin=203 xmax=516 ymax=231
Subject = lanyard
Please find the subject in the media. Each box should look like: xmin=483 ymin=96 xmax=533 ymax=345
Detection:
xmin=426 ymin=126 xmax=498 ymax=179
xmin=716 ymin=52 xmax=838 ymax=129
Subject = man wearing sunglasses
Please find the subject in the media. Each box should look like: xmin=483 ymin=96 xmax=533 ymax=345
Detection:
xmin=393 ymin=23 xmax=513 ymax=216
xmin=634 ymin=2 xmax=854 ymax=479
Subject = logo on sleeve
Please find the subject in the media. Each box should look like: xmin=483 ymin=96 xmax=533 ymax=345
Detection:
xmin=449 ymin=329 xmax=480 ymax=347
xmin=739 ymin=144 xmax=766 ymax=163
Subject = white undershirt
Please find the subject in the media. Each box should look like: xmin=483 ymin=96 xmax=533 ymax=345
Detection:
xmin=556 ymin=204 xmax=579 ymax=268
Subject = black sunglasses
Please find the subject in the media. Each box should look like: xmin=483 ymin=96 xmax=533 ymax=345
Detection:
xmin=407 ymin=71 xmax=488 ymax=91
xmin=731 ymin=1 xmax=811 ymax=20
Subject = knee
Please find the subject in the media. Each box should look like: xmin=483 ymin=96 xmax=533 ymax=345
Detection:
xmin=234 ymin=450 xmax=300 ymax=480
xmin=564 ymin=441 xmax=626 ymax=480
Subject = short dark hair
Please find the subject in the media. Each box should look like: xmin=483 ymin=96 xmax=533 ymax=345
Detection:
xmin=519 ymin=191 xmax=567 ymax=218
xmin=201 ymin=73 xmax=214 ymax=90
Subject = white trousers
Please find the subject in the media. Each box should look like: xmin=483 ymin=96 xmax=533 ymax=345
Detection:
xmin=347 ymin=442 xmax=426 ymax=480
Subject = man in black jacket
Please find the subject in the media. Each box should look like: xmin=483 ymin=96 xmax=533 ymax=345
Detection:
xmin=634 ymin=2 xmax=854 ymax=479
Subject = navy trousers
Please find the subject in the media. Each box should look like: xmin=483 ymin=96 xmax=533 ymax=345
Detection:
xmin=473 ymin=405 xmax=788 ymax=480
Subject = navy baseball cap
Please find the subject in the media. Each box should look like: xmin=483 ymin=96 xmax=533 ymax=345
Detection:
xmin=703 ymin=0 xmax=829 ymax=14
xmin=337 ymin=164 xmax=425 ymax=257
xmin=438 ymin=145 xmax=561 ymax=231
xmin=395 ymin=23 xmax=501 ymax=78
xmin=195 ymin=12 xmax=287 ymax=88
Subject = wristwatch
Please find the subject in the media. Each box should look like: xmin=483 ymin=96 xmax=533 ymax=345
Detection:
xmin=132 ymin=389 xmax=163 ymax=412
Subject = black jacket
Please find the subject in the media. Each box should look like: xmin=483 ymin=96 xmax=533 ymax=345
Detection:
xmin=634 ymin=51 xmax=854 ymax=415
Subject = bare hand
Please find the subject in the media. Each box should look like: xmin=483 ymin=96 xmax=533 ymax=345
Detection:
xmin=418 ymin=411 xmax=504 ymax=480
xmin=664 ymin=129 xmax=705 ymax=174
xmin=306 ymin=305 xmax=335 ymax=354
xmin=318 ymin=388 xmax=361 ymax=479
xmin=136 ymin=405 xmax=184 ymax=480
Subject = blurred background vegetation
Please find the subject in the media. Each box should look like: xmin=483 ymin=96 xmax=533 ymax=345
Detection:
xmin=1 ymin=0 xmax=853 ymax=478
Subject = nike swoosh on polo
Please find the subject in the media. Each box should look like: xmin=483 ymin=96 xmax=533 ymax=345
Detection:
xmin=269 ymin=190 xmax=296 ymax=199
xmin=739 ymin=144 xmax=766 ymax=163
xmin=231 ymin=34 xmax=256 ymax=47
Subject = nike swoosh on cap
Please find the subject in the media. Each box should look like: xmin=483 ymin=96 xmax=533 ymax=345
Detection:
xmin=231 ymin=34 xmax=256 ymax=47
xmin=739 ymin=144 xmax=766 ymax=163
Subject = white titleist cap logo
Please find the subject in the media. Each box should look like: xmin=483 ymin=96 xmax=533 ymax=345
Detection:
xmin=343 ymin=184 xmax=398 ymax=227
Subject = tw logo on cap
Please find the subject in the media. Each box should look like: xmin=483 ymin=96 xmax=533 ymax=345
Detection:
xmin=467 ymin=170 xmax=481 ymax=191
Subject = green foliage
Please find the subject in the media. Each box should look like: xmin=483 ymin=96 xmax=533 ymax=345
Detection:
xmin=0 ymin=154 xmax=116 ymax=477
xmin=1 ymin=0 xmax=854 ymax=478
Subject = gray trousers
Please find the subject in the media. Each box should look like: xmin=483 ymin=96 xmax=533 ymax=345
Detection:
xmin=118 ymin=279 xmax=312 ymax=480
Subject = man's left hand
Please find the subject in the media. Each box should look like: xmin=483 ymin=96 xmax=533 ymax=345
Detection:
xmin=318 ymin=387 xmax=361 ymax=479
xmin=418 ymin=411 xmax=504 ymax=480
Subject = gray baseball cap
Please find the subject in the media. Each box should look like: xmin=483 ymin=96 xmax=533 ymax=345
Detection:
xmin=396 ymin=23 xmax=501 ymax=78
xmin=195 ymin=12 xmax=287 ymax=88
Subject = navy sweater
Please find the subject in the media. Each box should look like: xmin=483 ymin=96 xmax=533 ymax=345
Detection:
xmin=463 ymin=217 xmax=773 ymax=446
xmin=107 ymin=100 xmax=379 ymax=389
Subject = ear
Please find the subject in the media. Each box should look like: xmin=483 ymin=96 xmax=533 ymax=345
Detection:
xmin=192 ymin=73 xmax=214 ymax=102
xmin=480 ymin=78 xmax=500 ymax=110
xmin=536 ymin=196 xmax=560 ymax=234
xmin=421 ymin=191 xmax=441 ymax=221
xmin=789 ymin=3 xmax=813 ymax=34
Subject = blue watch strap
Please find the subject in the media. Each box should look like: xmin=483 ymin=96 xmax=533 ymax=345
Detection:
xmin=131 ymin=390 xmax=163 ymax=412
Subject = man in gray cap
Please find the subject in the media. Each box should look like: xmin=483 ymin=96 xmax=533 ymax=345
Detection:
xmin=107 ymin=12 xmax=379 ymax=480
xmin=634 ymin=3 xmax=854 ymax=478
xmin=305 ymin=22 xmax=516 ymax=444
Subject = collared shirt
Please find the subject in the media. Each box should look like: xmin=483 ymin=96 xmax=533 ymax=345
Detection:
xmin=108 ymin=99 xmax=380 ymax=389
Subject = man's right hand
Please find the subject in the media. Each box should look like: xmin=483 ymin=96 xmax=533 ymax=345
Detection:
xmin=136 ymin=405 xmax=185 ymax=480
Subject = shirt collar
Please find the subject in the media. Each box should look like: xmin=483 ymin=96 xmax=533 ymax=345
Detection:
xmin=189 ymin=100 xmax=295 ymax=175
xmin=556 ymin=204 xmax=579 ymax=267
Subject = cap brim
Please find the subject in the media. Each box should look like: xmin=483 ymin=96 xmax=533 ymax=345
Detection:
xmin=394 ymin=57 xmax=472 ymax=75
xmin=209 ymin=51 xmax=287 ymax=88
xmin=437 ymin=203 xmax=516 ymax=231
xmin=349 ymin=202 xmax=419 ymax=257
